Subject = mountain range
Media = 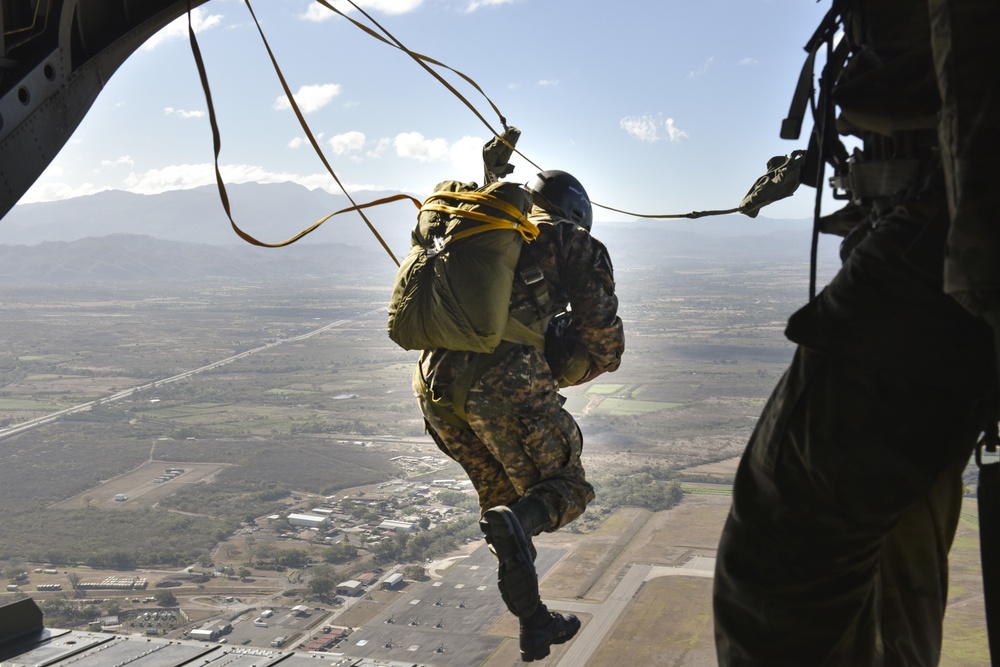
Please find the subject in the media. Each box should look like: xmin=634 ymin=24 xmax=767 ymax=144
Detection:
xmin=0 ymin=182 xmax=830 ymax=285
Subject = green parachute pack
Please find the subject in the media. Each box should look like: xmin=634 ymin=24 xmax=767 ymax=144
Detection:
xmin=387 ymin=179 xmax=540 ymax=353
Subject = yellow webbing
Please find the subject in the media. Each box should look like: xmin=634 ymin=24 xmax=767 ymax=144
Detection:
xmin=427 ymin=191 xmax=529 ymax=224
xmin=419 ymin=191 xmax=540 ymax=245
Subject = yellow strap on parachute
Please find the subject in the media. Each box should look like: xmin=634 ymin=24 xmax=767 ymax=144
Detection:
xmin=419 ymin=191 xmax=540 ymax=246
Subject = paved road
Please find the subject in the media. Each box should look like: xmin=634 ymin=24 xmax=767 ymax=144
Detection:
xmin=551 ymin=558 xmax=716 ymax=667
xmin=553 ymin=563 xmax=651 ymax=667
xmin=0 ymin=308 xmax=384 ymax=441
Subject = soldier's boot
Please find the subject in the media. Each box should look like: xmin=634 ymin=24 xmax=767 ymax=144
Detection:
xmin=519 ymin=603 xmax=581 ymax=662
xmin=480 ymin=504 xmax=540 ymax=618
xmin=512 ymin=496 xmax=551 ymax=562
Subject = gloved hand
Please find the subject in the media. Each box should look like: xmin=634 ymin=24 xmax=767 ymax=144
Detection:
xmin=483 ymin=126 xmax=521 ymax=183
xmin=545 ymin=315 xmax=591 ymax=388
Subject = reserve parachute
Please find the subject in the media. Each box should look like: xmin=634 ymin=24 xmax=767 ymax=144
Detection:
xmin=387 ymin=180 xmax=538 ymax=353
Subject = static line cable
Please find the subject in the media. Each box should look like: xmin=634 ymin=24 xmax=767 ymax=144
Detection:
xmin=243 ymin=0 xmax=413 ymax=262
xmin=594 ymin=203 xmax=739 ymax=219
xmin=318 ymin=0 xmax=757 ymax=222
xmin=186 ymin=0 xmax=415 ymax=263
xmin=314 ymin=0 xmax=542 ymax=174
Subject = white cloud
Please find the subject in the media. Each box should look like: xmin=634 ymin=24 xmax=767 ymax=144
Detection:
xmin=301 ymin=0 xmax=424 ymax=22
xmin=739 ymin=57 xmax=759 ymax=66
xmin=273 ymin=83 xmax=342 ymax=113
xmin=394 ymin=132 xmax=450 ymax=162
xmin=329 ymin=131 xmax=367 ymax=155
xmin=687 ymin=56 xmax=715 ymax=79
xmin=142 ymin=8 xmax=223 ymax=51
xmin=164 ymin=107 xmax=205 ymax=119
xmin=537 ymin=79 xmax=559 ymax=87
xmin=449 ymin=136 xmax=486 ymax=179
xmin=99 ymin=156 xmax=135 ymax=169
xmin=19 ymin=181 xmax=109 ymax=204
xmin=466 ymin=0 xmax=516 ymax=13
xmin=19 ymin=162 xmax=398 ymax=204
xmin=288 ymin=132 xmax=327 ymax=149
xmin=367 ymin=137 xmax=392 ymax=158
xmin=121 ymin=163 xmax=386 ymax=195
xmin=665 ymin=118 xmax=689 ymax=142
xmin=620 ymin=114 xmax=689 ymax=143
xmin=620 ymin=116 xmax=660 ymax=143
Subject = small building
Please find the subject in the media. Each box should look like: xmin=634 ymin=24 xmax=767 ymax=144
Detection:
xmin=336 ymin=580 xmax=363 ymax=597
xmin=287 ymin=513 xmax=330 ymax=529
xmin=291 ymin=604 xmax=310 ymax=616
xmin=381 ymin=573 xmax=404 ymax=590
xmin=190 ymin=619 xmax=231 ymax=641
xmin=378 ymin=519 xmax=416 ymax=532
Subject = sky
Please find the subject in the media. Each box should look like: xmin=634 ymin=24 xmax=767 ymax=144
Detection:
xmin=17 ymin=0 xmax=834 ymax=224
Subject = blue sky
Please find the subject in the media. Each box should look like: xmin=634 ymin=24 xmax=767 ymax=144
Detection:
xmin=18 ymin=0 xmax=832 ymax=223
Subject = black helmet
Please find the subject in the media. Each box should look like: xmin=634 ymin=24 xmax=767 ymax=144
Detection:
xmin=527 ymin=170 xmax=593 ymax=231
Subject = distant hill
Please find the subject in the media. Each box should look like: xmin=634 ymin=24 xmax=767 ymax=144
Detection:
xmin=0 ymin=233 xmax=394 ymax=285
xmin=0 ymin=182 xmax=838 ymax=285
xmin=1 ymin=182 xmax=420 ymax=253
xmin=2 ymin=181 xmax=816 ymax=247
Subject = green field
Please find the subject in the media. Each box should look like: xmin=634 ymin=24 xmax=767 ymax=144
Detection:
xmin=587 ymin=383 xmax=626 ymax=395
xmin=0 ymin=398 xmax=65 ymax=410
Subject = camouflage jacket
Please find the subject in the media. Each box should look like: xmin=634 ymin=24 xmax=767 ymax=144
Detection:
xmin=418 ymin=211 xmax=624 ymax=401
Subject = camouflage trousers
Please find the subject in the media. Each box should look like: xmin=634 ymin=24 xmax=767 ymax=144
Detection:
xmin=714 ymin=209 xmax=997 ymax=666
xmin=417 ymin=346 xmax=594 ymax=530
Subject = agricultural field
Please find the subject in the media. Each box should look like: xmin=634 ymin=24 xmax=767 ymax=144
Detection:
xmin=3 ymin=230 xmax=987 ymax=664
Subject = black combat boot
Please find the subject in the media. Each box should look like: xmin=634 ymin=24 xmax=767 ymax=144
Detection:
xmin=512 ymin=496 xmax=551 ymax=562
xmin=519 ymin=603 xmax=581 ymax=662
xmin=511 ymin=496 xmax=552 ymax=537
xmin=480 ymin=505 xmax=539 ymax=618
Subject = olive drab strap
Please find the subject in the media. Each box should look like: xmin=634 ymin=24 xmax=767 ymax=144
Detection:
xmin=778 ymin=0 xmax=851 ymax=300
xmin=184 ymin=0 xmax=414 ymax=262
xmin=977 ymin=424 xmax=1000 ymax=665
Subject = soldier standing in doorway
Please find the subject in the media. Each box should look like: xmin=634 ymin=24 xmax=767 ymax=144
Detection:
xmin=714 ymin=1 xmax=1000 ymax=665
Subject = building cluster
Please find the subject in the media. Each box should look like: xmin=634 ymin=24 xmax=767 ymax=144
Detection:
xmin=77 ymin=576 xmax=148 ymax=590
xmin=190 ymin=619 xmax=232 ymax=641
xmin=272 ymin=477 xmax=476 ymax=550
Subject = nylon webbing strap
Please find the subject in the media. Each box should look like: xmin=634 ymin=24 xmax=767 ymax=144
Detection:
xmin=501 ymin=316 xmax=545 ymax=351
xmin=314 ymin=0 xmax=750 ymax=224
xmin=186 ymin=0 xmax=413 ymax=264
xmin=978 ymin=425 xmax=1000 ymax=664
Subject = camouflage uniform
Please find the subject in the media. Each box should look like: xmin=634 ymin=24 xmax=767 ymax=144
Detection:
xmin=415 ymin=211 xmax=624 ymax=531
xmin=714 ymin=2 xmax=1000 ymax=665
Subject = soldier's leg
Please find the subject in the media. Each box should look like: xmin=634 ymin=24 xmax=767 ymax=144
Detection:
xmin=879 ymin=455 xmax=968 ymax=667
xmin=466 ymin=347 xmax=595 ymax=531
xmin=714 ymin=348 xmax=986 ymax=667
xmin=466 ymin=348 xmax=586 ymax=660
xmin=419 ymin=393 xmax=545 ymax=621
xmin=418 ymin=397 xmax=519 ymax=512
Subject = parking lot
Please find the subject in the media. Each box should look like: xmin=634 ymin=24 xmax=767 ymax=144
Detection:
xmin=221 ymin=605 xmax=329 ymax=648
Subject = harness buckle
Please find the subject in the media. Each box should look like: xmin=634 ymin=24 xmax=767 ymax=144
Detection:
xmin=426 ymin=236 xmax=447 ymax=257
xmin=521 ymin=265 xmax=544 ymax=285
